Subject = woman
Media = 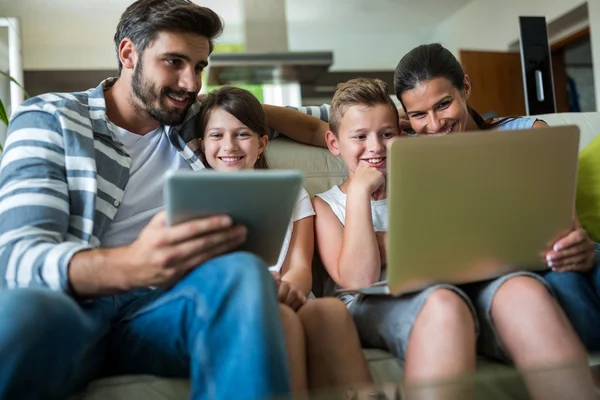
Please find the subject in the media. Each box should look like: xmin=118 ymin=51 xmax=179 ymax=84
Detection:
xmin=393 ymin=43 xmax=600 ymax=355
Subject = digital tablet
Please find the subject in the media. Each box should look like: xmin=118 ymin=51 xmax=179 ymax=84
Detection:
xmin=164 ymin=170 xmax=304 ymax=265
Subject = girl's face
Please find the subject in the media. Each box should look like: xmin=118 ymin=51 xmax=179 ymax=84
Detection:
xmin=200 ymin=107 xmax=268 ymax=171
xmin=400 ymin=76 xmax=478 ymax=135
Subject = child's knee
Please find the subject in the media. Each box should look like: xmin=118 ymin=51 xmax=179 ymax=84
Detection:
xmin=418 ymin=289 xmax=475 ymax=328
xmin=279 ymin=303 xmax=302 ymax=329
xmin=495 ymin=276 xmax=552 ymax=307
xmin=297 ymin=298 xmax=353 ymax=329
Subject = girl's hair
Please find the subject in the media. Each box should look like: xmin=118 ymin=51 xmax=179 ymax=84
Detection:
xmin=393 ymin=43 xmax=515 ymax=130
xmin=197 ymin=86 xmax=269 ymax=169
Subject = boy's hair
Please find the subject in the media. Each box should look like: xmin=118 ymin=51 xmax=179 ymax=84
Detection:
xmin=197 ymin=86 xmax=269 ymax=169
xmin=114 ymin=0 xmax=223 ymax=75
xmin=329 ymin=78 xmax=399 ymax=136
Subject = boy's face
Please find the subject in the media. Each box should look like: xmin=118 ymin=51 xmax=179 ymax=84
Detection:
xmin=327 ymin=104 xmax=400 ymax=177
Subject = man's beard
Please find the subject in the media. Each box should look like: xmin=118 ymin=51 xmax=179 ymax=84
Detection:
xmin=131 ymin=59 xmax=194 ymax=126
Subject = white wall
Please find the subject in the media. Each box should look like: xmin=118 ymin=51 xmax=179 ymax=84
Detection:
xmin=429 ymin=0 xmax=600 ymax=107
xmin=2 ymin=0 xmax=471 ymax=72
xmin=0 ymin=28 xmax=9 ymax=145
xmin=429 ymin=0 xmax=588 ymax=56
xmin=0 ymin=0 xmax=244 ymax=70
xmin=285 ymin=0 xmax=439 ymax=71
xmin=588 ymin=0 xmax=600 ymax=107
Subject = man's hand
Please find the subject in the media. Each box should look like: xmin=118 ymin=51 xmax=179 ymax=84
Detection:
xmin=350 ymin=165 xmax=386 ymax=198
xmin=120 ymin=211 xmax=246 ymax=288
xmin=277 ymin=281 xmax=307 ymax=311
xmin=545 ymin=227 xmax=594 ymax=273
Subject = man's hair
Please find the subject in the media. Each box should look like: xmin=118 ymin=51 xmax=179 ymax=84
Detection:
xmin=329 ymin=78 xmax=399 ymax=136
xmin=114 ymin=0 xmax=224 ymax=75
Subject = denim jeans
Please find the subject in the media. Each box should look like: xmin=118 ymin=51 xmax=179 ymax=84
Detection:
xmin=0 ymin=251 xmax=290 ymax=400
xmin=543 ymin=264 xmax=600 ymax=354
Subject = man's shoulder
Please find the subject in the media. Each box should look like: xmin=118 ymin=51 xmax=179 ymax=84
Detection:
xmin=10 ymin=85 xmax=108 ymax=140
xmin=173 ymin=101 xmax=202 ymax=143
xmin=16 ymin=88 xmax=96 ymax=118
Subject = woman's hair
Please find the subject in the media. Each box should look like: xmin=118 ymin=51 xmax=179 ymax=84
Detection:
xmin=197 ymin=86 xmax=269 ymax=169
xmin=393 ymin=43 xmax=514 ymax=130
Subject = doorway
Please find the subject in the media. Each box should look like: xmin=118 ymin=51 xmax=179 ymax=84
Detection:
xmin=552 ymin=27 xmax=595 ymax=112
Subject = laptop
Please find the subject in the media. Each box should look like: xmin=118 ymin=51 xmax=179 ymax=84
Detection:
xmin=339 ymin=125 xmax=580 ymax=296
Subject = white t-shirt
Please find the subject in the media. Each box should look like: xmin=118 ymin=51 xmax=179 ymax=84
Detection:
xmin=100 ymin=124 xmax=195 ymax=248
xmin=315 ymin=185 xmax=387 ymax=231
xmin=269 ymin=186 xmax=315 ymax=272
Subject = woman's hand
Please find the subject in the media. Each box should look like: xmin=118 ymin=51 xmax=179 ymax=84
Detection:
xmin=545 ymin=227 xmax=595 ymax=273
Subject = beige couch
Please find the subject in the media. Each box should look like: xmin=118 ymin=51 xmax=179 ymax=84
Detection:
xmin=73 ymin=111 xmax=600 ymax=399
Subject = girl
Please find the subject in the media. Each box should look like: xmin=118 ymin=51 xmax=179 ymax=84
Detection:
xmin=195 ymin=86 xmax=372 ymax=395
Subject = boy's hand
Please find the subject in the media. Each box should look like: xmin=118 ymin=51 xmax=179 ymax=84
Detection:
xmin=351 ymin=165 xmax=385 ymax=196
xmin=278 ymin=281 xmax=307 ymax=311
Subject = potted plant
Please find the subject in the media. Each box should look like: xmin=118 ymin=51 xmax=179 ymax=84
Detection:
xmin=0 ymin=71 xmax=29 ymax=152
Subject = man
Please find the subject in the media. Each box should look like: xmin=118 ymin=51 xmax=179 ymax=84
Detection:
xmin=0 ymin=1 xmax=290 ymax=399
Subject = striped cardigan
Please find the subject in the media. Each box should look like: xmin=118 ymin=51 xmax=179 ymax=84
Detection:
xmin=0 ymin=78 xmax=204 ymax=292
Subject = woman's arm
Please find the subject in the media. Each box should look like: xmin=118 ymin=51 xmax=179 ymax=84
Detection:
xmin=280 ymin=216 xmax=315 ymax=295
xmin=262 ymin=104 xmax=329 ymax=148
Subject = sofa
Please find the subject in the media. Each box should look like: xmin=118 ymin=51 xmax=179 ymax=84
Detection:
xmin=72 ymin=111 xmax=600 ymax=399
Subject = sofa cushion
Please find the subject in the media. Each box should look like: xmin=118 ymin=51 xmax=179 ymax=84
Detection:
xmin=576 ymin=133 xmax=600 ymax=242
xmin=266 ymin=137 xmax=347 ymax=197
xmin=266 ymin=112 xmax=600 ymax=198
xmin=71 ymin=375 xmax=190 ymax=400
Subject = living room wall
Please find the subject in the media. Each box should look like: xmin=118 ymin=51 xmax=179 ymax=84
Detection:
xmin=285 ymin=0 xmax=442 ymax=71
xmin=2 ymin=0 xmax=462 ymax=72
xmin=0 ymin=0 xmax=245 ymax=70
xmin=428 ymin=0 xmax=600 ymax=106
xmin=0 ymin=29 xmax=9 ymax=144
xmin=429 ymin=0 xmax=589 ymax=55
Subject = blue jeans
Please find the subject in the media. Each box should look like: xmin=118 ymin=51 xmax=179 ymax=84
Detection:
xmin=0 ymin=252 xmax=290 ymax=400
xmin=543 ymin=265 xmax=600 ymax=354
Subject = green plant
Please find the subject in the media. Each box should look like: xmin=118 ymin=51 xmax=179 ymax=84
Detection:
xmin=0 ymin=71 xmax=29 ymax=151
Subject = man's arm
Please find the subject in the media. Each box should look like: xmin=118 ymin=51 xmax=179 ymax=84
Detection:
xmin=262 ymin=104 xmax=329 ymax=148
xmin=0 ymin=109 xmax=94 ymax=292
xmin=0 ymin=108 xmax=246 ymax=297
xmin=68 ymin=212 xmax=245 ymax=297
